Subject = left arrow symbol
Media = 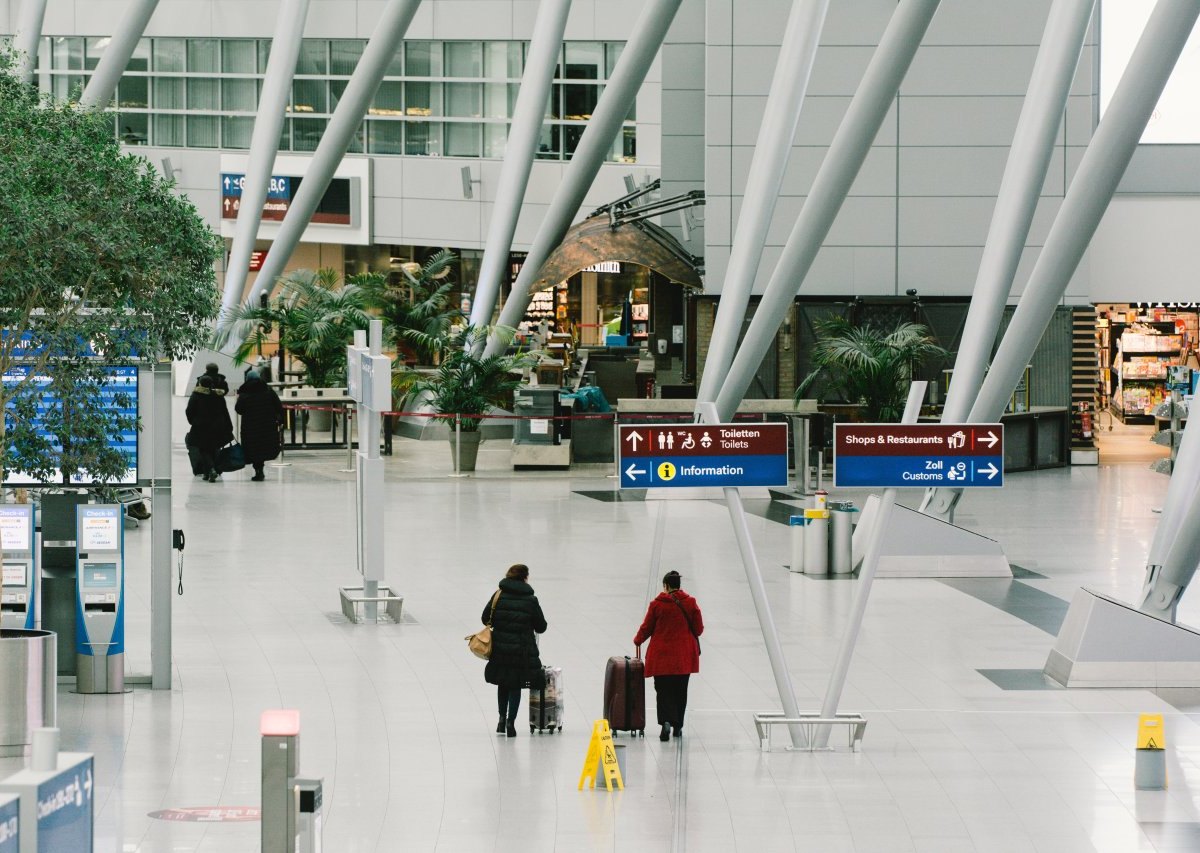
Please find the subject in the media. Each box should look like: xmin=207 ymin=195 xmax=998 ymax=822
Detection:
xmin=625 ymin=463 xmax=646 ymax=479
xmin=979 ymin=462 xmax=999 ymax=480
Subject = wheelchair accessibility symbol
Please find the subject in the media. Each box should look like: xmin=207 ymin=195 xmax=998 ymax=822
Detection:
xmin=657 ymin=462 xmax=677 ymax=481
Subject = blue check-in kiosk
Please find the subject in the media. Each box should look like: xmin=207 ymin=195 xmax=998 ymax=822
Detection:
xmin=0 ymin=506 xmax=36 ymax=630
xmin=75 ymin=505 xmax=124 ymax=694
xmin=0 ymin=793 xmax=18 ymax=853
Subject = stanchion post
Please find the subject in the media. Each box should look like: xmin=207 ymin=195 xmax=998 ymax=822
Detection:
xmin=455 ymin=413 xmax=462 ymax=475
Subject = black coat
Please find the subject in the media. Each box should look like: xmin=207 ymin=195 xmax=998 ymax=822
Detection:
xmin=235 ymin=378 xmax=284 ymax=462
xmin=483 ymin=578 xmax=547 ymax=689
xmin=185 ymin=387 xmax=233 ymax=452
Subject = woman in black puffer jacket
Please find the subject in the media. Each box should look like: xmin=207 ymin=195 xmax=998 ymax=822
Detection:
xmin=483 ymin=564 xmax=547 ymax=737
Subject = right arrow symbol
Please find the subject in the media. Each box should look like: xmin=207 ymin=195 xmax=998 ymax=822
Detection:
xmin=979 ymin=431 xmax=999 ymax=448
xmin=980 ymin=463 xmax=999 ymax=480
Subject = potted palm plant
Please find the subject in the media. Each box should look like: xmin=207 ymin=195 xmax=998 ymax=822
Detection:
xmin=794 ymin=316 xmax=948 ymax=422
xmin=357 ymin=249 xmax=462 ymax=366
xmin=395 ymin=325 xmax=540 ymax=471
xmin=213 ymin=267 xmax=371 ymax=430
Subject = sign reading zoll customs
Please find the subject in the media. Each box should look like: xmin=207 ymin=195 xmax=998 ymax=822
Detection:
xmin=833 ymin=424 xmax=1004 ymax=489
xmin=618 ymin=423 xmax=788 ymax=489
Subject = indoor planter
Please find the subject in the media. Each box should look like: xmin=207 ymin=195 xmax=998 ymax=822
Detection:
xmin=794 ymin=316 xmax=948 ymax=422
xmin=396 ymin=325 xmax=540 ymax=472
xmin=358 ymin=249 xmax=463 ymax=366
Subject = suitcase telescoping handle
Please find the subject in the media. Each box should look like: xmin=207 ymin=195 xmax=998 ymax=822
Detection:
xmin=634 ymin=644 xmax=641 ymax=660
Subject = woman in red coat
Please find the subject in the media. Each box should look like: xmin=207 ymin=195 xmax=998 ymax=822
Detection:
xmin=633 ymin=571 xmax=704 ymax=741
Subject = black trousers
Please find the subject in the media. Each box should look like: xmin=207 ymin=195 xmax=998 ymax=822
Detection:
xmin=496 ymin=685 xmax=522 ymax=720
xmin=653 ymin=674 xmax=690 ymax=728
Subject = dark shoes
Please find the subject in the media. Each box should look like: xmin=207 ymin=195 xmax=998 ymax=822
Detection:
xmin=251 ymin=474 xmax=265 ymax=481
xmin=672 ymin=727 xmax=683 ymax=739
xmin=506 ymin=721 xmax=518 ymax=738
xmin=659 ymin=724 xmax=670 ymax=742
xmin=496 ymin=717 xmax=506 ymax=734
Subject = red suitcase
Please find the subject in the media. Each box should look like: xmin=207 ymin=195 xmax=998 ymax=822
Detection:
xmin=603 ymin=652 xmax=645 ymax=737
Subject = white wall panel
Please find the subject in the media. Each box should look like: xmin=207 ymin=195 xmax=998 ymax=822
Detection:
xmin=731 ymin=144 xmax=897 ymax=200
xmin=1091 ymin=197 xmax=1200 ymax=301
xmin=899 ymin=97 xmax=1030 ymax=147
xmin=922 ymin=0 xmax=1055 ymax=46
xmin=903 ymin=46 xmax=1040 ymax=97
xmin=662 ymin=88 xmax=703 ymax=137
xmin=899 ymin=146 xmax=1065 ymax=197
xmin=431 ymin=1 xmax=512 ymax=39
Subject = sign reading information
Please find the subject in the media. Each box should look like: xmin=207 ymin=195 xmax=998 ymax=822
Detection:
xmin=834 ymin=424 xmax=1004 ymax=489
xmin=618 ymin=423 xmax=788 ymax=489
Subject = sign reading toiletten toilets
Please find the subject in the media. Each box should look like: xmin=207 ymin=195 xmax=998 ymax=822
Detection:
xmin=618 ymin=423 xmax=788 ymax=489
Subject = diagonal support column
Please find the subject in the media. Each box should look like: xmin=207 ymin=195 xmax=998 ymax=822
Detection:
xmin=1141 ymin=417 xmax=1200 ymax=620
xmin=484 ymin=0 xmax=684 ymax=357
xmin=468 ymin=0 xmax=573 ymax=330
xmin=967 ymin=0 xmax=1200 ymax=428
xmin=79 ymin=0 xmax=162 ymax=108
xmin=218 ymin=0 xmax=313 ymax=318
xmin=11 ymin=0 xmax=49 ymax=83
xmin=693 ymin=0 xmax=830 ymax=405
xmin=921 ymin=0 xmax=1096 ymax=521
xmin=712 ymin=0 xmax=941 ymax=423
xmin=695 ymin=401 xmax=804 ymax=748
xmin=237 ymin=0 xmax=425 ymax=323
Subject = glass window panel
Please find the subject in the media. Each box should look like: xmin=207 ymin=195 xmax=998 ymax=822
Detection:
xmin=563 ymin=124 xmax=585 ymax=159
xmin=545 ymin=85 xmax=561 ymax=119
xmin=384 ymin=45 xmax=404 ymax=77
xmin=119 ymin=114 xmax=148 ymax=145
xmin=127 ymin=38 xmax=149 ymax=72
xmin=406 ymin=41 xmax=442 ymax=77
xmin=606 ymin=42 xmax=624 ymax=77
xmin=257 ymin=40 xmax=272 ymax=73
xmin=293 ymin=117 xmax=326 ymax=151
xmin=187 ymin=115 xmax=219 ymax=148
xmin=221 ymin=39 xmax=256 ymax=73
xmin=483 ymin=123 xmax=508 ymax=158
xmin=484 ymin=42 xmax=522 ymax=79
xmin=153 ymin=38 xmax=185 ymax=72
xmin=118 ymin=76 xmax=148 ymax=108
xmin=347 ymin=122 xmax=364 ymax=154
xmin=405 ymin=81 xmax=441 ymax=117
xmin=278 ymin=118 xmax=292 ymax=151
xmin=153 ymin=114 xmax=185 ymax=146
xmin=620 ymin=126 xmax=637 ymax=162
xmin=222 ymin=79 xmax=257 ymax=112
xmin=564 ymin=42 xmax=602 ymax=80
xmin=153 ymin=77 xmax=184 ymax=109
xmin=53 ymin=74 xmax=84 ymax=101
xmin=292 ymin=79 xmax=327 ymax=114
xmin=370 ymin=81 xmax=403 ymax=116
xmin=445 ymin=122 xmax=480 ymax=157
xmin=368 ymin=120 xmax=404 ymax=155
xmin=84 ymin=37 xmax=108 ymax=71
xmin=483 ymin=83 xmax=517 ymax=118
xmin=187 ymin=39 xmax=219 ymax=73
xmin=222 ymin=116 xmax=254 ymax=149
xmin=53 ymin=37 xmax=84 ymax=71
xmin=562 ymin=83 xmax=598 ymax=120
xmin=536 ymin=124 xmax=560 ymax=159
xmin=296 ymin=40 xmax=327 ymax=75
xmin=187 ymin=78 xmax=218 ymax=110
xmin=446 ymin=83 xmax=481 ymax=117
xmin=405 ymin=122 xmax=442 ymax=156
xmin=330 ymin=40 xmax=362 ymax=76
xmin=329 ymin=79 xmax=347 ymax=111
xmin=445 ymin=42 xmax=482 ymax=77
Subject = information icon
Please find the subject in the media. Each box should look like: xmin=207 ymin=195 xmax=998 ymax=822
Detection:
xmin=657 ymin=462 xmax=676 ymax=481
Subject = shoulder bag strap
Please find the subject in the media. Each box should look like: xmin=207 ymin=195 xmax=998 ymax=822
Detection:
xmin=487 ymin=589 xmax=502 ymax=626
xmin=668 ymin=593 xmax=697 ymax=638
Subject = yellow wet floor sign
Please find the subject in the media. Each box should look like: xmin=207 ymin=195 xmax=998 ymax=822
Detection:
xmin=1138 ymin=713 xmax=1165 ymax=750
xmin=578 ymin=719 xmax=624 ymax=791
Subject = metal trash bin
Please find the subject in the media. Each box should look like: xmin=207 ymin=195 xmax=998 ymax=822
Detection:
xmin=829 ymin=501 xmax=858 ymax=575
xmin=803 ymin=509 xmax=829 ymax=576
xmin=0 ymin=630 xmax=57 ymax=757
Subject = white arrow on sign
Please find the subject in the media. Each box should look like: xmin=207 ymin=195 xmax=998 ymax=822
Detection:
xmin=979 ymin=462 xmax=999 ymax=480
xmin=979 ymin=431 xmax=999 ymax=448
xmin=84 ymin=767 xmax=93 ymax=800
xmin=624 ymin=463 xmax=646 ymax=480
xmin=625 ymin=431 xmax=643 ymax=451
xmin=223 ymin=176 xmax=231 ymax=190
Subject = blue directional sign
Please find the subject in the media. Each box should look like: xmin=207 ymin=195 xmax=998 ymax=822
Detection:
xmin=834 ymin=424 xmax=1004 ymax=489
xmin=220 ymin=173 xmax=291 ymax=199
xmin=619 ymin=423 xmax=788 ymax=489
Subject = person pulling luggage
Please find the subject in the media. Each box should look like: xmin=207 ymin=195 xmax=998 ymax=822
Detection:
xmin=483 ymin=564 xmax=548 ymax=737
xmin=634 ymin=571 xmax=704 ymax=741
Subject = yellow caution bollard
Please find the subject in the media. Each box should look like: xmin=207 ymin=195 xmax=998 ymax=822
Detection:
xmin=1135 ymin=713 xmax=1167 ymax=790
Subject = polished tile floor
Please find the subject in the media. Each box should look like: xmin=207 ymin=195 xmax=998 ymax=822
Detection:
xmin=5 ymin=413 xmax=1200 ymax=852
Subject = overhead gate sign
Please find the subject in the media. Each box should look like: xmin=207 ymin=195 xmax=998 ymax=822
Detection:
xmin=833 ymin=423 xmax=1004 ymax=489
xmin=618 ymin=423 xmax=788 ymax=489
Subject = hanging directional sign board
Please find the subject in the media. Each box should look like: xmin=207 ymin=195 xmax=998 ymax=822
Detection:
xmin=833 ymin=424 xmax=1005 ymax=489
xmin=618 ymin=423 xmax=788 ymax=489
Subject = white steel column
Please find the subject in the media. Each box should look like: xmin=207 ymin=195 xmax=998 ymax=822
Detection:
xmin=485 ymin=0 xmax=684 ymax=356
xmin=12 ymin=0 xmax=49 ymax=83
xmin=243 ymin=0 xmax=425 ymax=316
xmin=468 ymin=0 xmax=573 ymax=330
xmin=921 ymin=0 xmax=1095 ymax=521
xmin=713 ymin=0 xmax=941 ymax=422
xmin=968 ymin=0 xmax=1200 ymax=430
xmin=79 ymin=0 xmax=162 ymax=108
xmin=150 ymin=362 xmax=173 ymax=689
xmin=812 ymin=382 xmax=925 ymax=749
xmin=1141 ymin=418 xmax=1200 ymax=619
xmin=693 ymin=0 xmax=830 ymax=405
xmin=219 ymin=0 xmax=313 ymax=319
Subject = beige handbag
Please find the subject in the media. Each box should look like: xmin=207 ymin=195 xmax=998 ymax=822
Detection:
xmin=467 ymin=590 xmax=502 ymax=660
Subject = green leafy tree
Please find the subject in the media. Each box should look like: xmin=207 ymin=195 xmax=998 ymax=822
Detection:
xmin=214 ymin=268 xmax=371 ymax=387
xmin=396 ymin=326 xmax=539 ymax=432
xmin=358 ymin=249 xmax=463 ymax=364
xmin=795 ymin=317 xmax=948 ymax=422
xmin=0 ymin=51 xmax=222 ymax=483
